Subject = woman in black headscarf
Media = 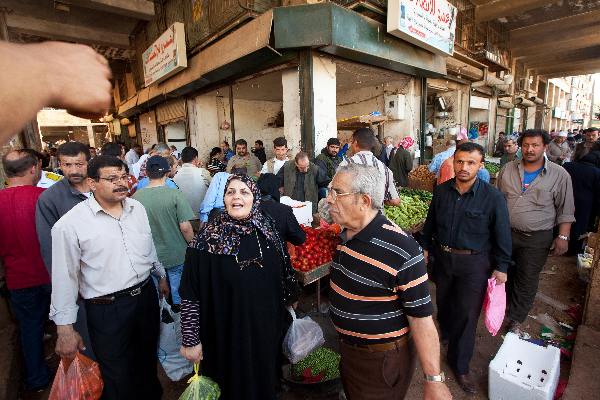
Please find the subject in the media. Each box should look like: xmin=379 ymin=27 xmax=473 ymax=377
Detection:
xmin=179 ymin=174 xmax=299 ymax=400
xmin=563 ymin=143 xmax=600 ymax=254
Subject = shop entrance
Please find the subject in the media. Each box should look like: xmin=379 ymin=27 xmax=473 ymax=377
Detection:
xmin=164 ymin=122 xmax=187 ymax=152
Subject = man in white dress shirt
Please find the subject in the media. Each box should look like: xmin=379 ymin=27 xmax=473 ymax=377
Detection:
xmin=50 ymin=155 xmax=169 ymax=399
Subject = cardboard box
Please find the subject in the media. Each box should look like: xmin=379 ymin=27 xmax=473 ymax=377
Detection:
xmin=489 ymin=333 xmax=560 ymax=400
xmin=280 ymin=196 xmax=313 ymax=226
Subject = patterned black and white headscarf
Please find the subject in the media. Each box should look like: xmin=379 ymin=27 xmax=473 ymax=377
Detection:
xmin=190 ymin=174 xmax=280 ymax=267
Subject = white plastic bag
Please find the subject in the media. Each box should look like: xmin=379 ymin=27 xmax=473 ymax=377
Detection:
xmin=158 ymin=298 xmax=193 ymax=381
xmin=282 ymin=307 xmax=325 ymax=364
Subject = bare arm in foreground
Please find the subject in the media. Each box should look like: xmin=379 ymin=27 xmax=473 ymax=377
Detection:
xmin=0 ymin=41 xmax=112 ymax=144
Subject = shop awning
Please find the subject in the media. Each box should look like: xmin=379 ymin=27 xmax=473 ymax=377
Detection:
xmin=119 ymin=10 xmax=277 ymax=117
xmin=273 ymin=3 xmax=446 ymax=79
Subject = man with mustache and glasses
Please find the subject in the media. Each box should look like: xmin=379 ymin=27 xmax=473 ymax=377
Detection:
xmin=50 ymin=156 xmax=169 ymax=399
xmin=35 ymin=141 xmax=96 ymax=359
xmin=497 ymin=129 xmax=575 ymax=337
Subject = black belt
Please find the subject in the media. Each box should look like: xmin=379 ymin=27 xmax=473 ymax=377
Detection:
xmin=87 ymin=277 xmax=151 ymax=305
xmin=340 ymin=336 xmax=409 ymax=353
xmin=439 ymin=245 xmax=478 ymax=255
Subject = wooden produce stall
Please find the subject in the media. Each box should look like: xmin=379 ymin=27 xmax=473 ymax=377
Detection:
xmin=337 ymin=114 xmax=388 ymax=131
xmin=384 ymin=188 xmax=432 ymax=234
xmin=407 ymin=165 xmax=436 ymax=193
xmin=290 ymin=225 xmax=340 ymax=311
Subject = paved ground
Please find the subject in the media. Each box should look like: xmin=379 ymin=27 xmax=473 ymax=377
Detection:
xmin=11 ymin=255 xmax=584 ymax=399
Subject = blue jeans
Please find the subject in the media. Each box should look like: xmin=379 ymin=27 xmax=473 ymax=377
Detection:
xmin=152 ymin=264 xmax=184 ymax=305
xmin=9 ymin=284 xmax=51 ymax=390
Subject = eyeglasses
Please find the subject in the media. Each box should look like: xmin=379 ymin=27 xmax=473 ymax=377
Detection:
xmin=326 ymin=188 xmax=358 ymax=202
xmin=99 ymin=175 xmax=129 ymax=184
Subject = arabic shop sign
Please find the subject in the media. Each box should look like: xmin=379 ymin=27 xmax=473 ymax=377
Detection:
xmin=143 ymin=22 xmax=187 ymax=87
xmin=387 ymin=0 xmax=457 ymax=56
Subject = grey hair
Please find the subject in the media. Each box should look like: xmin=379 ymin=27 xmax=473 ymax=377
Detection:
xmin=335 ymin=163 xmax=384 ymax=209
xmin=154 ymin=142 xmax=170 ymax=153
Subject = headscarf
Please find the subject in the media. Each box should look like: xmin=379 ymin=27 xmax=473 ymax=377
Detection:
xmin=257 ymin=173 xmax=280 ymax=202
xmin=400 ymin=136 xmax=414 ymax=150
xmin=190 ymin=174 xmax=280 ymax=268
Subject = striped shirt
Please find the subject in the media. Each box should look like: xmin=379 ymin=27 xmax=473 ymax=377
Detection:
xmin=338 ymin=151 xmax=400 ymax=201
xmin=329 ymin=213 xmax=433 ymax=344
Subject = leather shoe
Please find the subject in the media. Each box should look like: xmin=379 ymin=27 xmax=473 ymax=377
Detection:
xmin=456 ymin=373 xmax=477 ymax=394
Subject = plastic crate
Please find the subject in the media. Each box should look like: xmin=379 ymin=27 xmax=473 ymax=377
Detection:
xmin=489 ymin=333 xmax=560 ymax=400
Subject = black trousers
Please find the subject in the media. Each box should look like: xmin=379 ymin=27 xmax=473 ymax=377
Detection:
xmin=434 ymin=249 xmax=491 ymax=375
xmin=507 ymin=229 xmax=554 ymax=323
xmin=85 ymin=280 xmax=162 ymax=400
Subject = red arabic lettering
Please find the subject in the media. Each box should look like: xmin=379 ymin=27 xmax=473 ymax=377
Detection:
xmin=412 ymin=0 xmax=436 ymax=16
xmin=437 ymin=11 xmax=450 ymax=24
xmin=144 ymin=33 xmax=175 ymax=65
xmin=408 ymin=26 xmax=426 ymax=38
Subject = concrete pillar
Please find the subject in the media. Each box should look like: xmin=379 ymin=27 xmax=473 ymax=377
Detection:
xmin=312 ymin=55 xmax=337 ymax=157
xmin=87 ymin=125 xmax=96 ymax=147
xmin=282 ymin=68 xmax=302 ymax=156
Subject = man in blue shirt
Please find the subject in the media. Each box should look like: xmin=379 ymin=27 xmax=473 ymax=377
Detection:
xmin=198 ymin=172 xmax=230 ymax=224
xmin=429 ymin=140 xmax=456 ymax=177
xmin=221 ymin=141 xmax=234 ymax=163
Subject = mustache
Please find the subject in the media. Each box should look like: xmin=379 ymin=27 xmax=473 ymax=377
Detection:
xmin=113 ymin=187 xmax=128 ymax=193
xmin=67 ymin=173 xmax=84 ymax=178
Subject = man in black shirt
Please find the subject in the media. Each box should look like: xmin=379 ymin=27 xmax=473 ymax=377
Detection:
xmin=252 ymin=139 xmax=267 ymax=164
xmin=257 ymin=173 xmax=306 ymax=246
xmin=421 ymin=142 xmax=511 ymax=394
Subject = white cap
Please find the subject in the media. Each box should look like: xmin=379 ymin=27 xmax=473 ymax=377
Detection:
xmin=558 ymin=131 xmax=568 ymax=137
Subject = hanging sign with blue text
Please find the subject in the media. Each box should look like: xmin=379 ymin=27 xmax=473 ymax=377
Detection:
xmin=387 ymin=0 xmax=457 ymax=56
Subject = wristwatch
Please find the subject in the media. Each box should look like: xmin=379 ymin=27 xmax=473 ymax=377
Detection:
xmin=557 ymin=235 xmax=569 ymax=241
xmin=424 ymin=371 xmax=445 ymax=383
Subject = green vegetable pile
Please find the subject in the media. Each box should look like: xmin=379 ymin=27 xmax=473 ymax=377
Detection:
xmin=399 ymin=187 xmax=433 ymax=203
xmin=292 ymin=347 xmax=341 ymax=382
xmin=485 ymin=162 xmax=501 ymax=175
xmin=384 ymin=194 xmax=429 ymax=231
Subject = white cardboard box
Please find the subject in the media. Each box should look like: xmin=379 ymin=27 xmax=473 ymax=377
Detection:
xmin=489 ymin=333 xmax=560 ymax=400
xmin=280 ymin=196 xmax=313 ymax=226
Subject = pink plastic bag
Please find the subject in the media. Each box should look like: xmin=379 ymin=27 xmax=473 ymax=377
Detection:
xmin=483 ymin=278 xmax=506 ymax=336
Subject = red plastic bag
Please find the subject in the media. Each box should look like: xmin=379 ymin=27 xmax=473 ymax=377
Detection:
xmin=49 ymin=353 xmax=103 ymax=400
xmin=483 ymin=278 xmax=506 ymax=336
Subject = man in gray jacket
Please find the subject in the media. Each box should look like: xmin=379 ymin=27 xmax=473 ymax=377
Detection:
xmin=35 ymin=141 xmax=95 ymax=359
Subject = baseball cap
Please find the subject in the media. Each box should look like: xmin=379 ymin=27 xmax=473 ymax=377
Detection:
xmin=558 ymin=131 xmax=568 ymax=137
xmin=146 ymin=156 xmax=170 ymax=172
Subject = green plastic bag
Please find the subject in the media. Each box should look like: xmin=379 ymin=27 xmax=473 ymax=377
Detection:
xmin=179 ymin=363 xmax=221 ymax=400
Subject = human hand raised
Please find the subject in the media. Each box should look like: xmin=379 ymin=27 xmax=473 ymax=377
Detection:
xmin=37 ymin=42 xmax=113 ymax=119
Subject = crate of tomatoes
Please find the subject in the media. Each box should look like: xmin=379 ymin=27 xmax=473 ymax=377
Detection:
xmin=290 ymin=225 xmax=341 ymax=284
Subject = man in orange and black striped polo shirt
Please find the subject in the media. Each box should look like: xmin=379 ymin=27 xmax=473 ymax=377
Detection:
xmin=328 ymin=164 xmax=451 ymax=400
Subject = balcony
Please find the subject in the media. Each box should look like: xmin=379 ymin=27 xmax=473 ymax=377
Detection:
xmin=449 ymin=0 xmax=511 ymax=71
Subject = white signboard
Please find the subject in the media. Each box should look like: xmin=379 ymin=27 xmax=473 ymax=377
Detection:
xmin=387 ymin=0 xmax=457 ymax=56
xmin=470 ymin=96 xmax=490 ymax=110
xmin=143 ymin=22 xmax=187 ymax=87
